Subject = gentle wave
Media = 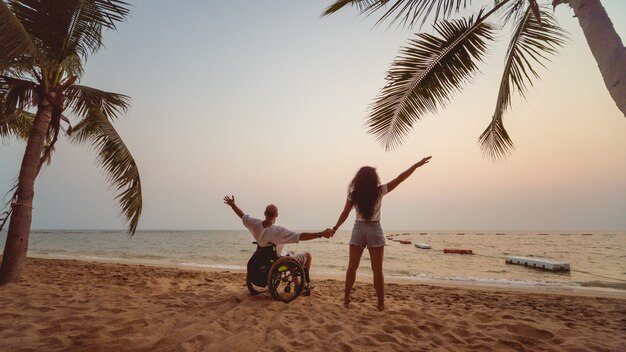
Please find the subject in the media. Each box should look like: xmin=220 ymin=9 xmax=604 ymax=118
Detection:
xmin=580 ymin=281 xmax=626 ymax=290
xmin=395 ymin=274 xmax=582 ymax=288
xmin=179 ymin=263 xmax=246 ymax=270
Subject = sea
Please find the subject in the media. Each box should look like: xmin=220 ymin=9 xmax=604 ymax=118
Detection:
xmin=1 ymin=230 xmax=625 ymax=294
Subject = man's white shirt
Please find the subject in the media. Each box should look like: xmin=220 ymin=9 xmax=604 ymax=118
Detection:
xmin=242 ymin=214 xmax=300 ymax=255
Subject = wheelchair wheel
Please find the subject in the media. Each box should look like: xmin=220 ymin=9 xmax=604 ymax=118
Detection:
xmin=268 ymin=256 xmax=305 ymax=303
xmin=246 ymin=272 xmax=268 ymax=295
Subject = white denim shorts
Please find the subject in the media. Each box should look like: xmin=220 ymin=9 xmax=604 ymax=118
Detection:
xmin=349 ymin=221 xmax=386 ymax=248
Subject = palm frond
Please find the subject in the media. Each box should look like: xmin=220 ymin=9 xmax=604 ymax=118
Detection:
xmin=66 ymin=84 xmax=130 ymax=120
xmin=0 ymin=182 xmax=18 ymax=232
xmin=57 ymin=0 xmax=131 ymax=61
xmin=323 ymin=0 xmax=473 ymax=28
xmin=1 ymin=75 xmax=37 ymax=113
xmin=367 ymin=13 xmax=494 ymax=150
xmin=478 ymin=116 xmax=513 ymax=161
xmin=1 ymin=56 xmax=39 ymax=80
xmin=499 ymin=0 xmax=525 ymax=25
xmin=323 ymin=0 xmax=381 ymax=16
xmin=0 ymin=1 xmax=41 ymax=63
xmin=479 ymin=5 xmax=567 ymax=160
xmin=527 ymin=0 xmax=541 ymax=24
xmin=61 ymin=53 xmax=84 ymax=78
xmin=504 ymin=6 xmax=566 ymax=99
xmin=71 ymin=108 xmax=142 ymax=235
xmin=6 ymin=0 xmax=130 ymax=65
xmin=0 ymin=109 xmax=34 ymax=141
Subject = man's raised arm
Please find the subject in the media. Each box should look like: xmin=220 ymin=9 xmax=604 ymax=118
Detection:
xmin=224 ymin=195 xmax=244 ymax=219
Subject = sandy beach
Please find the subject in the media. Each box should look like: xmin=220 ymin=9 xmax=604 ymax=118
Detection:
xmin=1 ymin=257 xmax=625 ymax=352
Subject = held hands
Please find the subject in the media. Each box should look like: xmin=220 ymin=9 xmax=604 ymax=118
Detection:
xmin=322 ymin=227 xmax=337 ymax=238
xmin=321 ymin=228 xmax=333 ymax=238
xmin=223 ymin=195 xmax=236 ymax=207
xmin=416 ymin=156 xmax=432 ymax=167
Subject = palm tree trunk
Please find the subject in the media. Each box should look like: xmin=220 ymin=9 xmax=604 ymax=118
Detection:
xmin=569 ymin=0 xmax=626 ymax=117
xmin=0 ymin=104 xmax=52 ymax=285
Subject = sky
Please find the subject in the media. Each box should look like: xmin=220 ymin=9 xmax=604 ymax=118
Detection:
xmin=1 ymin=0 xmax=625 ymax=232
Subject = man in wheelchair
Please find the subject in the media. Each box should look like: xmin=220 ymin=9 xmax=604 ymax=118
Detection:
xmin=224 ymin=195 xmax=332 ymax=295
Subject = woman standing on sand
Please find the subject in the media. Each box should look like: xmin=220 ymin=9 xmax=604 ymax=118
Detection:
xmin=330 ymin=156 xmax=432 ymax=311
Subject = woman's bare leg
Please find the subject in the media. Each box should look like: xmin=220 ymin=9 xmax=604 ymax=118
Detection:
xmin=344 ymin=245 xmax=364 ymax=308
xmin=368 ymin=246 xmax=385 ymax=311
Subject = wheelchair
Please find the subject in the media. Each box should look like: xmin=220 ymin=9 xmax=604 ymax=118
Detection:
xmin=245 ymin=242 xmax=309 ymax=303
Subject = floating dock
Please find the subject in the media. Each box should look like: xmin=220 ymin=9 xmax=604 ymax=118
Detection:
xmin=414 ymin=243 xmax=431 ymax=249
xmin=505 ymin=256 xmax=570 ymax=272
xmin=443 ymin=249 xmax=473 ymax=254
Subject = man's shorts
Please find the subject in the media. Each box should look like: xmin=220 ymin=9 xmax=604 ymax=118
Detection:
xmin=285 ymin=251 xmax=309 ymax=266
xmin=349 ymin=221 xmax=386 ymax=248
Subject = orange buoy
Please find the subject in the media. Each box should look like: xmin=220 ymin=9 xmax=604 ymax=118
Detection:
xmin=443 ymin=249 xmax=473 ymax=254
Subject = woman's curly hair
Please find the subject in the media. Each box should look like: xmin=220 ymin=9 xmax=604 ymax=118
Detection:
xmin=348 ymin=166 xmax=381 ymax=221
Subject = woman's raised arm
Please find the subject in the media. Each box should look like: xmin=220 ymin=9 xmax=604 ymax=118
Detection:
xmin=386 ymin=156 xmax=432 ymax=193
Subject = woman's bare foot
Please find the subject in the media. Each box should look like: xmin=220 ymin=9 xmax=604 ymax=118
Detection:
xmin=343 ymin=298 xmax=351 ymax=309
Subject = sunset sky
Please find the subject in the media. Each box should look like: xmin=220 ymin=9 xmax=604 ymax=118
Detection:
xmin=1 ymin=0 xmax=625 ymax=232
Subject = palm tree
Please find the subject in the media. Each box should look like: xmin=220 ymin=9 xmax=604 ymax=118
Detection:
xmin=323 ymin=0 xmax=626 ymax=159
xmin=0 ymin=0 xmax=141 ymax=285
